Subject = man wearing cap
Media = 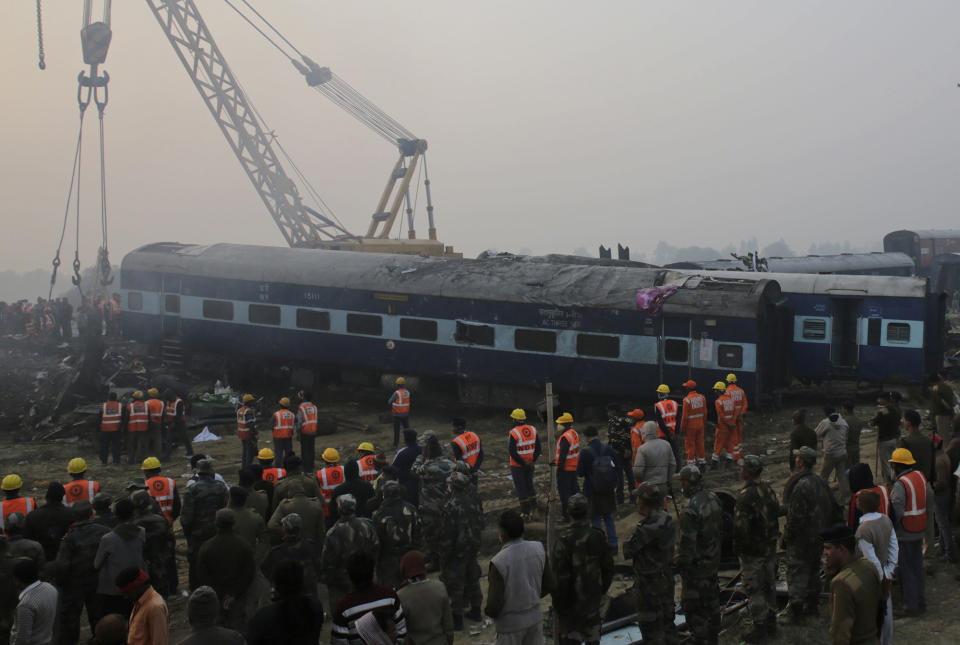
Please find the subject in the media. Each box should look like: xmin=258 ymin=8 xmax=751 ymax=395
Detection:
xmin=53 ymin=499 xmax=110 ymax=645
xmin=197 ymin=509 xmax=256 ymax=631
xmin=373 ymin=480 xmax=421 ymax=589
xmin=356 ymin=443 xmax=379 ymax=483
xmin=889 ymin=447 xmax=927 ymax=616
xmin=780 ymin=446 xmax=839 ymax=623
xmin=815 ymin=406 xmax=850 ymax=503
xmin=734 ymin=456 xmax=780 ymax=643
xmin=725 ymin=373 xmax=747 ymax=463
xmin=116 ymin=566 xmax=168 ymax=645
xmin=450 ymin=418 xmax=484 ymax=484
xmin=821 ymin=524 xmax=882 ymax=645
xmin=711 ymin=381 xmax=737 ymax=469
xmin=321 ymin=494 xmax=380 ymax=613
xmin=179 ymin=586 xmax=246 ymax=645
xmin=577 ymin=426 xmax=619 ymax=553
xmin=653 ymin=384 xmax=681 ymax=467
xmin=680 ymin=380 xmax=707 ymax=467
xmin=131 ymin=490 xmax=177 ymax=598
xmin=605 ymin=404 xmax=634 ymax=504
xmin=127 ymin=391 xmax=150 ymax=465
xmin=623 ymin=484 xmax=676 ymax=645
xmin=392 ymin=428 xmax=422 ymax=505
xmin=257 ymin=448 xmax=286 ymax=487
xmin=412 ymin=438 xmax=455 ymax=571
xmin=65 ymin=458 xmax=101 ymax=507
xmin=508 ymin=409 xmax=541 ymax=518
xmin=161 ymin=389 xmax=192 ymax=462
xmin=98 ymin=391 xmax=125 ymax=466
xmin=396 ymin=550 xmax=455 ymax=645
xmin=274 ymin=454 xmax=323 ymax=508
xmin=237 ymin=394 xmax=258 ymax=468
xmin=555 ymin=412 xmax=581 ymax=521
xmin=676 ymin=465 xmax=723 ymax=644
xmin=24 ymin=482 xmax=75 ymax=562
xmin=439 ymin=472 xmax=484 ymax=630
xmin=142 ymin=458 xmax=181 ymax=524
xmin=869 ymin=392 xmax=902 ymax=485
xmin=145 ymin=388 xmax=165 ymax=459
xmin=331 ymin=460 xmax=376 ymax=522
xmin=929 ymin=371 xmax=955 ymax=439
xmin=627 ymin=409 xmax=645 ymax=472
xmin=5 ymin=513 xmax=44 ymax=566
xmin=296 ymin=391 xmax=319 ymax=472
xmin=271 ymin=398 xmax=296 ymax=468
xmin=389 ymin=377 xmax=411 ymax=449
xmin=268 ymin=477 xmax=326 ymax=557
xmin=93 ymin=493 xmax=118 ymax=529
xmin=0 ymin=474 xmax=35 ymax=532
xmin=261 ymin=513 xmax=321 ymax=598
xmin=551 ymin=492 xmax=613 ymax=645
xmin=788 ymin=410 xmax=816 ymax=473
xmin=317 ymin=449 xmax=346 ymax=519
xmin=181 ymin=459 xmax=229 ymax=590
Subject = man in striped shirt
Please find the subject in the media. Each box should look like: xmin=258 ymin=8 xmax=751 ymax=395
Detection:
xmin=331 ymin=552 xmax=407 ymax=645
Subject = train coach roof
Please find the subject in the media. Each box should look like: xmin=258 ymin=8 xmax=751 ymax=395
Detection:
xmin=124 ymin=243 xmax=780 ymax=317
xmin=668 ymin=252 xmax=914 ymax=274
xmin=886 ymin=229 xmax=960 ymax=240
xmin=677 ymin=270 xmax=928 ymax=298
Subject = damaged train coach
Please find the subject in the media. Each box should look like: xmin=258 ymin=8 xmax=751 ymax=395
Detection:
xmin=119 ymin=243 xmax=792 ymax=403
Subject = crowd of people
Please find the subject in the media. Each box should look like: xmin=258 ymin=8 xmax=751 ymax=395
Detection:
xmin=0 ymin=295 xmax=121 ymax=340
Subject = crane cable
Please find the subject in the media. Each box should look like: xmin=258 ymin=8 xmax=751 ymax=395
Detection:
xmin=49 ymin=110 xmax=88 ymax=300
xmin=35 ymin=0 xmax=46 ymax=70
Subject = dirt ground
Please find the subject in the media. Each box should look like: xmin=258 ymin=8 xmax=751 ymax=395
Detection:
xmin=1 ymin=335 xmax=958 ymax=644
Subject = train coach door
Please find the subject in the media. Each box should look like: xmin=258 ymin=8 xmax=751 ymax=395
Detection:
xmin=829 ymin=298 xmax=860 ymax=370
xmin=160 ymin=275 xmax=182 ymax=338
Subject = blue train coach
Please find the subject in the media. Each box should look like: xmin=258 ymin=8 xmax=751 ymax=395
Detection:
xmin=119 ymin=243 xmax=792 ymax=403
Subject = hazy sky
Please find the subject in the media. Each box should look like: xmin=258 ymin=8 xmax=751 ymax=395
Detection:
xmin=1 ymin=1 xmax=958 ymax=274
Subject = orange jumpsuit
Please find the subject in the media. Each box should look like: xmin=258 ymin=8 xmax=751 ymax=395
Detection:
xmin=725 ymin=383 xmax=748 ymax=461
xmin=680 ymin=391 xmax=707 ymax=465
xmin=712 ymin=392 xmax=738 ymax=462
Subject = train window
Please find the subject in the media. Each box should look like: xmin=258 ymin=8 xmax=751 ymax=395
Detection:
xmin=717 ymin=344 xmax=743 ymax=368
xmin=127 ymin=292 xmax=143 ymax=311
xmin=867 ymin=318 xmax=882 ymax=346
xmin=164 ymin=295 xmax=180 ymax=314
xmin=249 ymin=304 xmax=281 ymax=326
xmin=576 ymin=333 xmax=620 ymax=358
xmin=514 ymin=329 xmax=557 ymax=353
xmin=455 ymin=321 xmax=495 ymax=346
xmin=347 ymin=313 xmax=383 ymax=336
xmin=296 ymin=309 xmax=330 ymax=331
xmin=400 ymin=318 xmax=438 ymax=341
xmin=802 ymin=319 xmax=826 ymax=340
xmin=886 ymin=323 xmax=911 ymax=344
xmin=664 ymin=339 xmax=688 ymax=363
xmin=202 ymin=299 xmax=233 ymax=321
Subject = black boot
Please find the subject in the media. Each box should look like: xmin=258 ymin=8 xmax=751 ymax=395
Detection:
xmin=453 ymin=614 xmax=464 ymax=631
xmin=467 ymin=606 xmax=482 ymax=621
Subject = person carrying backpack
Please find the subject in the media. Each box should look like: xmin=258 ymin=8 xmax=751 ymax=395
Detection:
xmin=577 ymin=426 xmax=619 ymax=554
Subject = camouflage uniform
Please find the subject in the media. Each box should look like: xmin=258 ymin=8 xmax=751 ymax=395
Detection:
xmin=372 ymin=481 xmax=422 ymax=588
xmin=268 ymin=493 xmax=326 ymax=557
xmin=135 ymin=505 xmax=177 ymax=597
xmin=734 ymin=468 xmax=780 ymax=633
xmin=439 ymin=472 xmax=483 ymax=619
xmin=261 ymin=536 xmax=321 ymax=597
xmin=781 ymin=469 xmax=837 ymax=617
xmin=623 ymin=505 xmax=677 ymax=645
xmin=551 ymin=495 xmax=614 ymax=645
xmin=607 ymin=413 xmax=635 ymax=502
xmin=180 ymin=475 xmax=229 ymax=589
xmin=677 ymin=484 xmax=723 ymax=644
xmin=53 ymin=515 xmax=110 ymax=645
xmin=321 ymin=496 xmax=380 ymax=611
xmin=412 ymin=455 xmax=454 ymax=568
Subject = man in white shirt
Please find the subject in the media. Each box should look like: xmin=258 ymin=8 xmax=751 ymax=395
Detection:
xmin=12 ymin=558 xmax=58 ymax=645
xmin=855 ymin=489 xmax=898 ymax=645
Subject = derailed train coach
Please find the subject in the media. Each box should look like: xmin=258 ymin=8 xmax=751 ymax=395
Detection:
xmin=119 ymin=243 xmax=792 ymax=403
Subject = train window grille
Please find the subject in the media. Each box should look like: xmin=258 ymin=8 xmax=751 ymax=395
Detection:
xmin=202 ymin=299 xmax=234 ymax=321
xmin=576 ymin=333 xmax=620 ymax=358
xmin=664 ymin=339 xmax=689 ymax=363
xmin=455 ymin=321 xmax=495 ymax=346
xmin=514 ymin=328 xmax=557 ymax=353
xmin=802 ymin=319 xmax=827 ymax=340
xmin=164 ymin=295 xmax=180 ymax=314
xmin=886 ymin=323 xmax=911 ymax=344
xmin=296 ymin=309 xmax=330 ymax=331
xmin=717 ymin=344 xmax=743 ymax=368
xmin=127 ymin=292 xmax=143 ymax=311
xmin=249 ymin=304 xmax=281 ymax=326
xmin=400 ymin=318 xmax=438 ymax=341
xmin=347 ymin=313 xmax=383 ymax=336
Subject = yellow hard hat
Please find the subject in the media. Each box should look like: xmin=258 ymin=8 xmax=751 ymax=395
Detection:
xmin=510 ymin=408 xmax=527 ymax=421
xmin=726 ymin=373 xmax=737 ymax=383
xmin=147 ymin=388 xmax=160 ymax=397
xmin=322 ymin=448 xmax=340 ymax=463
xmin=1 ymin=474 xmax=22 ymax=491
xmin=889 ymin=448 xmax=916 ymax=466
xmin=132 ymin=390 xmax=144 ymax=400
xmin=713 ymin=381 xmax=727 ymax=391
xmin=395 ymin=377 xmax=406 ymax=385
xmin=556 ymin=412 xmax=574 ymax=425
xmin=141 ymin=457 xmax=161 ymax=471
xmin=258 ymin=448 xmax=275 ymax=461
xmin=242 ymin=394 xmax=255 ymax=404
xmin=67 ymin=458 xmax=87 ymax=474
xmin=357 ymin=442 xmax=375 ymax=453
xmin=656 ymin=384 xmax=670 ymax=394
xmin=279 ymin=397 xmax=291 ymax=408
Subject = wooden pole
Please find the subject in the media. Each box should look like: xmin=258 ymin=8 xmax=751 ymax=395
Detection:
xmin=545 ymin=381 xmax=559 ymax=645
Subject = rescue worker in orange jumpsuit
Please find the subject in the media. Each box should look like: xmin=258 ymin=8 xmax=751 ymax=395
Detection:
xmin=296 ymin=391 xmax=319 ymax=472
xmin=450 ymin=417 xmax=484 ymax=486
xmin=141 ymin=457 xmax=182 ymax=524
xmin=653 ymin=384 xmax=681 ymax=468
xmin=555 ymin=412 xmax=581 ymax=521
xmin=97 ymin=391 xmax=125 ymax=465
xmin=127 ymin=391 xmax=150 ymax=465
xmin=627 ymin=409 xmax=646 ymax=474
xmin=388 ymin=377 xmax=411 ymax=449
xmin=680 ymin=380 xmax=707 ymax=467
xmin=725 ymin=373 xmax=748 ymax=463
xmin=508 ymin=409 xmax=541 ymax=519
xmin=161 ymin=389 xmax=193 ymax=461
xmin=64 ymin=458 xmax=100 ymax=507
xmin=0 ymin=474 xmax=35 ymax=533
xmin=711 ymin=382 xmax=738 ymax=469
xmin=145 ymin=387 xmax=165 ymax=458
xmin=271 ymin=397 xmax=296 ymax=467
xmin=237 ymin=394 xmax=258 ymax=468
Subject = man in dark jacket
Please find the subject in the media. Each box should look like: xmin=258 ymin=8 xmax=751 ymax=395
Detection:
xmin=131 ymin=489 xmax=177 ymax=597
xmin=197 ymin=509 xmax=256 ymax=631
xmin=576 ymin=426 xmax=618 ymax=552
xmin=181 ymin=460 xmax=229 ymax=590
xmin=179 ymin=586 xmax=245 ymax=645
xmin=391 ymin=428 xmax=421 ymax=505
xmin=54 ymin=500 xmax=110 ymax=645
xmin=788 ymin=410 xmax=816 ymax=473
xmin=330 ymin=460 xmax=375 ymax=521
xmin=24 ymin=482 xmax=76 ymax=562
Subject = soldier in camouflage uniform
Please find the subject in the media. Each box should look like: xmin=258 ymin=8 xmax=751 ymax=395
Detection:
xmin=733 ymin=456 xmax=780 ymax=644
xmin=261 ymin=513 xmax=321 ymax=597
xmin=606 ymin=404 xmax=635 ymax=503
xmin=180 ymin=459 xmax=229 ymax=590
xmin=372 ymin=480 xmax=421 ymax=588
xmin=321 ymin=494 xmax=381 ymax=612
xmin=268 ymin=481 xmax=326 ymax=557
xmin=53 ymin=500 xmax=110 ymax=645
xmin=131 ymin=489 xmax=177 ymax=597
xmin=622 ymin=484 xmax=676 ymax=645
xmin=676 ymin=465 xmax=722 ymax=645
xmin=412 ymin=437 xmax=454 ymax=571
xmin=780 ymin=446 xmax=838 ymax=623
xmin=438 ymin=471 xmax=483 ymax=631
xmin=551 ymin=493 xmax=614 ymax=645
